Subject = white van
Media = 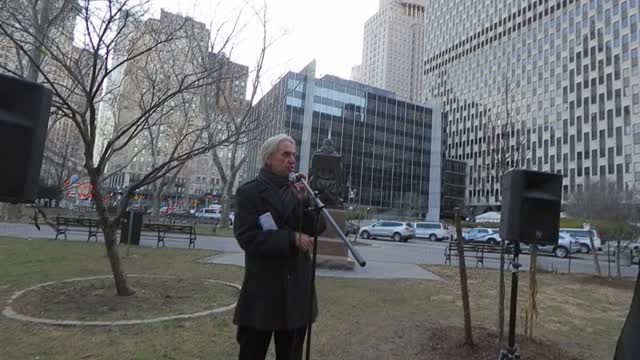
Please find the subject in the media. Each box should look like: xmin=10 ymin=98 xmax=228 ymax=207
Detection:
xmin=413 ymin=222 xmax=450 ymax=241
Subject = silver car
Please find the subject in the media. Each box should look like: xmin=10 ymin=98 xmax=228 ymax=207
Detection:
xmin=358 ymin=221 xmax=415 ymax=242
xmin=524 ymin=233 xmax=581 ymax=258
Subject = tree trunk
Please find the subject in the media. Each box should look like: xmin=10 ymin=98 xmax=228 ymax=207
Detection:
xmin=102 ymin=224 xmax=135 ymax=295
xmin=614 ymin=267 xmax=640 ymax=359
xmin=455 ymin=209 xmax=474 ymax=347
xmin=524 ymin=246 xmax=539 ymax=339
xmin=617 ymin=240 xmax=623 ymax=278
xmin=589 ymin=231 xmax=602 ymax=276
xmin=219 ymin=183 xmax=233 ymax=229
xmin=151 ymin=183 xmax=162 ymax=217
xmin=497 ymin=233 xmax=507 ymax=349
xmin=90 ymin=173 xmax=135 ymax=296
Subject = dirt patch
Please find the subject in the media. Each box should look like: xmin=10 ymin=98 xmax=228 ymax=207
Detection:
xmin=346 ymin=317 xmax=581 ymax=360
xmin=566 ymin=273 xmax=637 ymax=290
xmin=424 ymin=324 xmax=581 ymax=360
xmin=10 ymin=276 xmax=237 ymax=321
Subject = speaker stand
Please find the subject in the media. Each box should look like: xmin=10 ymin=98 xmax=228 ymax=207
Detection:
xmin=498 ymin=242 xmax=521 ymax=360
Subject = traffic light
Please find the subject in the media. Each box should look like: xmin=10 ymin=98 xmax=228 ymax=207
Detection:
xmin=0 ymin=74 xmax=52 ymax=203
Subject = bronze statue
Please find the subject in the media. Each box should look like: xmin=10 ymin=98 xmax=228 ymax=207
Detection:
xmin=309 ymin=138 xmax=344 ymax=208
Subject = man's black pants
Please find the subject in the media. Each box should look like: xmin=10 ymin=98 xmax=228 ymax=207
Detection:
xmin=237 ymin=326 xmax=307 ymax=360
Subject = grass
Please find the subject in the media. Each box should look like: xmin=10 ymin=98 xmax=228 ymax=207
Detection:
xmin=194 ymin=226 xmax=234 ymax=238
xmin=0 ymin=237 xmax=635 ymax=359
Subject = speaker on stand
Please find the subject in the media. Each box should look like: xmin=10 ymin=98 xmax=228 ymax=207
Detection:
xmin=498 ymin=169 xmax=563 ymax=359
xmin=0 ymin=73 xmax=52 ymax=204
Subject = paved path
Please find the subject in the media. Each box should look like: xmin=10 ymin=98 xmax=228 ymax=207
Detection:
xmin=202 ymin=253 xmax=443 ymax=280
xmin=1 ymin=222 xmax=638 ymax=278
xmin=0 ymin=222 xmax=442 ymax=280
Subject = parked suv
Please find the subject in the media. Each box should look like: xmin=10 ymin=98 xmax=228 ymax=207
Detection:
xmin=462 ymin=228 xmax=501 ymax=244
xmin=413 ymin=222 xmax=449 ymax=241
xmin=358 ymin=221 xmax=415 ymax=242
xmin=195 ymin=208 xmax=222 ymax=219
xmin=559 ymin=228 xmax=602 ymax=253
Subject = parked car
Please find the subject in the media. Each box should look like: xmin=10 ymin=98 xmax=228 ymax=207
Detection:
xmin=462 ymin=228 xmax=501 ymax=244
xmin=527 ymin=232 xmax=581 ymax=258
xmin=126 ymin=204 xmax=145 ymax=212
xmin=559 ymin=228 xmax=602 ymax=253
xmin=413 ymin=222 xmax=449 ymax=241
xmin=345 ymin=222 xmax=360 ymax=235
xmin=195 ymin=208 xmax=222 ymax=219
xmin=168 ymin=208 xmax=192 ymax=217
xmin=159 ymin=206 xmax=176 ymax=215
xmin=358 ymin=221 xmax=415 ymax=242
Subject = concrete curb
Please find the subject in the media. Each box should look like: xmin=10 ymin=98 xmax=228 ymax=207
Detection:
xmin=2 ymin=275 xmax=240 ymax=326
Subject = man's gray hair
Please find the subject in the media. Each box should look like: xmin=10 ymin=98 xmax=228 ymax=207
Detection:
xmin=259 ymin=133 xmax=296 ymax=167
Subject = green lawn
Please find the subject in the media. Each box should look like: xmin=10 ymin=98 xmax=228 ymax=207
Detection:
xmin=194 ymin=226 xmax=234 ymax=237
xmin=0 ymin=237 xmax=634 ymax=359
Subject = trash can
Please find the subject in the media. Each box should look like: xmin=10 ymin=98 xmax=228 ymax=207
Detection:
xmin=120 ymin=211 xmax=143 ymax=245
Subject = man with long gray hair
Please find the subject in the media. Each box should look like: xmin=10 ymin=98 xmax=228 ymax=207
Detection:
xmin=233 ymin=133 xmax=326 ymax=360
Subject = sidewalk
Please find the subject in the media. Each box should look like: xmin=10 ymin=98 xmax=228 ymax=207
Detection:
xmin=0 ymin=222 xmax=443 ymax=281
xmin=201 ymin=253 xmax=443 ymax=280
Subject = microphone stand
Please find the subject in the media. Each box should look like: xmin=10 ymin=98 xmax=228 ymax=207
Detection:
xmin=296 ymin=177 xmax=366 ymax=360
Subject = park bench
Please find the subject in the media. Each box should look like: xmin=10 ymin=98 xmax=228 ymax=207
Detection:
xmin=140 ymin=222 xmax=197 ymax=248
xmin=54 ymin=216 xmax=100 ymax=242
xmin=444 ymin=241 xmax=512 ymax=268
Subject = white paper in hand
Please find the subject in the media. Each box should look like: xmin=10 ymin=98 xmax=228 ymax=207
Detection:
xmin=258 ymin=212 xmax=278 ymax=231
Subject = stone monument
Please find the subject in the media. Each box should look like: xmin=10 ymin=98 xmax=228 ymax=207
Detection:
xmin=310 ymin=138 xmax=354 ymax=270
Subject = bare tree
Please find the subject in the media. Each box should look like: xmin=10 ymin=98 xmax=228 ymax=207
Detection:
xmin=41 ymin=135 xmax=82 ymax=206
xmin=567 ymin=181 xmax=640 ymax=277
xmin=201 ymin=8 xmax=276 ymax=229
xmin=0 ymin=0 xmax=268 ymax=295
xmin=492 ymin=76 xmax=529 ymax=348
xmin=454 ymin=208 xmax=474 ymax=347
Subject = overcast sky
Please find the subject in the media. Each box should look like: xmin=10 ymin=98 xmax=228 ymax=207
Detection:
xmin=150 ymin=0 xmax=379 ymax=100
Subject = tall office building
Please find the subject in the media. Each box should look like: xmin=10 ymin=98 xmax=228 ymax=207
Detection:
xmin=246 ymin=61 xmax=443 ymax=220
xmin=424 ymin=0 xmax=640 ymax=210
xmin=100 ymin=10 xmax=249 ymax=200
xmin=353 ymin=0 xmax=426 ymax=102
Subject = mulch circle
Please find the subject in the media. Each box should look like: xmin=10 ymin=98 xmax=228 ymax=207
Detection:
xmin=424 ymin=324 xmax=581 ymax=360
xmin=347 ymin=319 xmax=581 ymax=360
xmin=2 ymin=275 xmax=240 ymax=326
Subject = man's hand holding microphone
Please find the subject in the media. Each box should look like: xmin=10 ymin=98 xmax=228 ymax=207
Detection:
xmin=289 ymin=172 xmax=315 ymax=252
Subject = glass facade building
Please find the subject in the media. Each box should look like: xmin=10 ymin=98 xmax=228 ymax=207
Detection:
xmin=424 ymin=0 xmax=640 ymax=207
xmin=246 ymin=61 xmax=444 ymax=220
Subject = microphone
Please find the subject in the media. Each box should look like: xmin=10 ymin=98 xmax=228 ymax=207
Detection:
xmin=288 ymin=172 xmax=304 ymax=183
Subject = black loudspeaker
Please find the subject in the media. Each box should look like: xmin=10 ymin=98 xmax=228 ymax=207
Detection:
xmin=0 ymin=74 xmax=52 ymax=203
xmin=500 ymin=169 xmax=563 ymax=245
